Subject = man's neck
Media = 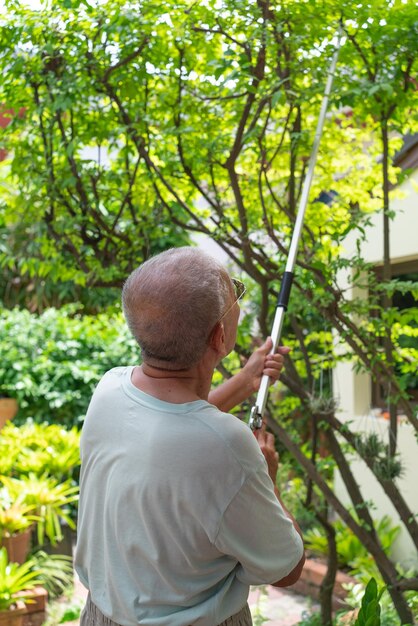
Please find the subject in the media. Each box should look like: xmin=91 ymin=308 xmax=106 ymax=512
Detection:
xmin=131 ymin=363 xmax=213 ymax=404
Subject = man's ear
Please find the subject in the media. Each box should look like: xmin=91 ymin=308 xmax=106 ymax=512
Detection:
xmin=208 ymin=321 xmax=226 ymax=353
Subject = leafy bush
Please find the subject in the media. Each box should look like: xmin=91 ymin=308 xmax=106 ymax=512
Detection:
xmin=0 ymin=422 xmax=80 ymax=480
xmin=0 ymin=493 xmax=38 ymax=540
xmin=28 ymin=551 xmax=74 ymax=599
xmin=297 ymin=612 xmax=323 ymax=626
xmin=304 ymin=515 xmax=400 ymax=570
xmin=0 ymin=421 xmax=81 ymax=545
xmin=2 ymin=474 xmax=78 ymax=546
xmin=0 ymin=546 xmax=42 ymax=610
xmin=0 ymin=306 xmax=140 ymax=427
xmin=43 ymin=593 xmax=85 ymax=626
xmin=341 ymin=578 xmax=418 ymax=626
xmin=353 ymin=578 xmax=383 ymax=626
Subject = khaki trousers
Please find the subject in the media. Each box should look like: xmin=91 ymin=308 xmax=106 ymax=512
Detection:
xmin=80 ymin=593 xmax=253 ymax=626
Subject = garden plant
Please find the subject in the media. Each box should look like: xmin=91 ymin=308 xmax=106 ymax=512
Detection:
xmin=0 ymin=422 xmax=81 ymax=620
xmin=0 ymin=546 xmax=41 ymax=612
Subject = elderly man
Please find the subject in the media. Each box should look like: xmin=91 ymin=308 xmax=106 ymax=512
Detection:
xmin=75 ymin=247 xmax=305 ymax=626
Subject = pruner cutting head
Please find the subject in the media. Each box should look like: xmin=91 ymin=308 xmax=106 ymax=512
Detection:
xmin=249 ymin=405 xmax=263 ymax=431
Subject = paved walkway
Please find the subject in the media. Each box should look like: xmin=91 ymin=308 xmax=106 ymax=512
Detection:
xmin=248 ymin=586 xmax=317 ymax=625
xmin=70 ymin=574 xmax=317 ymax=626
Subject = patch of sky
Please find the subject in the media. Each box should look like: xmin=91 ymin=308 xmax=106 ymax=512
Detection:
xmin=156 ymin=13 xmax=173 ymax=27
xmin=146 ymin=61 xmax=158 ymax=75
xmin=199 ymin=74 xmax=218 ymax=85
xmin=299 ymin=33 xmax=343 ymax=61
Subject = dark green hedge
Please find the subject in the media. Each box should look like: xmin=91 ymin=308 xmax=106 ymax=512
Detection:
xmin=0 ymin=306 xmax=140 ymax=428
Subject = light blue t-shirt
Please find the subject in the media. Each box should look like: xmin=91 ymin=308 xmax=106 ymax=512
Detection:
xmin=75 ymin=367 xmax=303 ymax=626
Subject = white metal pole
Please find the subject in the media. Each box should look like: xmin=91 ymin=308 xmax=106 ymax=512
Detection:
xmin=249 ymin=30 xmax=342 ymax=431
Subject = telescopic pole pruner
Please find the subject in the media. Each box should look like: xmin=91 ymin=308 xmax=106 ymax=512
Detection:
xmin=249 ymin=27 xmax=342 ymax=431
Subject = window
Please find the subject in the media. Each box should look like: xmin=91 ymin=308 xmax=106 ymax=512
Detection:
xmin=372 ymin=260 xmax=418 ymax=408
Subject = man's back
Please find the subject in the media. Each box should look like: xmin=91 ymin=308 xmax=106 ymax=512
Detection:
xmin=75 ymin=367 xmax=303 ymax=626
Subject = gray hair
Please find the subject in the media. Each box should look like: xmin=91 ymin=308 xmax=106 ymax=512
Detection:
xmin=122 ymin=247 xmax=232 ymax=369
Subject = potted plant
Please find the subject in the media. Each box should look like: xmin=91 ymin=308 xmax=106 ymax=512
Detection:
xmin=0 ymin=492 xmax=39 ymax=565
xmin=0 ymin=547 xmax=42 ymax=626
xmin=0 ymin=363 xmax=19 ymax=431
xmin=28 ymin=551 xmax=73 ymax=599
xmin=0 ymin=396 xmax=17 ymax=432
xmin=0 ymin=474 xmax=78 ymax=548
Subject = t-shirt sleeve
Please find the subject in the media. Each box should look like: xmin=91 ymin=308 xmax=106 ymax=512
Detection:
xmin=214 ymin=467 xmax=304 ymax=586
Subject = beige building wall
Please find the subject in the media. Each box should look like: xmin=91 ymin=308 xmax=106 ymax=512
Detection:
xmin=333 ymin=169 xmax=418 ymax=568
xmin=359 ymin=171 xmax=418 ymax=265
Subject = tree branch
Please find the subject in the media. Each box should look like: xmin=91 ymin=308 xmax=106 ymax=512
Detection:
xmin=103 ymin=38 xmax=149 ymax=82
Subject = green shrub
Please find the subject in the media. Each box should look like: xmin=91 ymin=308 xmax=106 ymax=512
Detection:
xmin=0 ymin=306 xmax=140 ymax=427
xmin=353 ymin=578 xmax=383 ymax=626
xmin=28 ymin=551 xmax=74 ymax=599
xmin=0 ymin=421 xmax=80 ymax=479
xmin=297 ymin=611 xmax=323 ymax=626
xmin=304 ymin=515 xmax=400 ymax=570
xmin=0 ymin=421 xmax=81 ymax=545
xmin=2 ymin=473 xmax=78 ymax=546
xmin=0 ymin=546 xmax=43 ymax=610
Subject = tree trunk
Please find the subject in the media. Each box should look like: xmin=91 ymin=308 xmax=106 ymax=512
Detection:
xmin=267 ymin=415 xmax=414 ymax=624
xmin=327 ymin=413 xmax=418 ymax=551
xmin=316 ymin=508 xmax=337 ymax=626
xmin=381 ymin=116 xmax=397 ymax=457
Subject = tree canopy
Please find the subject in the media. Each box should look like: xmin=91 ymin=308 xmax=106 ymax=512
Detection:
xmin=1 ymin=0 xmax=416 ymax=286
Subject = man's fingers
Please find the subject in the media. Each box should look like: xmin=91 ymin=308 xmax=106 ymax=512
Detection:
xmin=265 ymin=354 xmax=284 ymax=365
xmin=261 ymin=344 xmax=290 ymax=377
xmin=264 ymin=368 xmax=281 ymax=379
xmin=259 ymin=341 xmax=291 ymax=357
xmin=266 ymin=432 xmax=275 ymax=447
xmin=254 ymin=422 xmax=267 ymax=440
xmin=254 ymin=428 xmax=276 ymax=451
xmin=257 ymin=337 xmax=273 ymax=355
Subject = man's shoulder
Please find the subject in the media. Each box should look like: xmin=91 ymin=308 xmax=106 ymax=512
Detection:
xmin=86 ymin=367 xmax=132 ymax=410
xmin=194 ymin=404 xmax=264 ymax=473
xmin=196 ymin=403 xmax=250 ymax=436
xmin=102 ymin=366 xmax=131 ymax=379
xmin=95 ymin=366 xmax=131 ymax=389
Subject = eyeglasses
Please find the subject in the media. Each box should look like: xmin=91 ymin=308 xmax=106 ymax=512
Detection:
xmin=232 ymin=278 xmax=246 ymax=301
xmin=217 ymin=278 xmax=246 ymax=324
